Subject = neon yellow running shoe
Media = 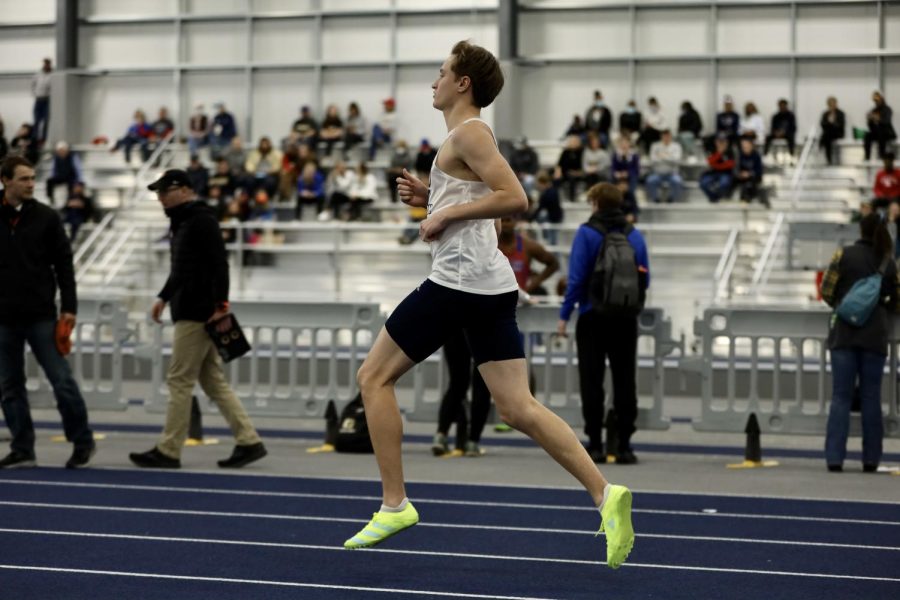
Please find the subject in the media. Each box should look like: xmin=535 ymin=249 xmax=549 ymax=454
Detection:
xmin=598 ymin=485 xmax=634 ymax=569
xmin=344 ymin=502 xmax=419 ymax=549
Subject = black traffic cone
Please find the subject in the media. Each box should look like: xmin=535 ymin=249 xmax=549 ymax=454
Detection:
xmin=188 ymin=395 xmax=204 ymax=442
xmin=744 ymin=413 xmax=762 ymax=463
xmin=324 ymin=400 xmax=339 ymax=446
xmin=605 ymin=408 xmax=619 ymax=462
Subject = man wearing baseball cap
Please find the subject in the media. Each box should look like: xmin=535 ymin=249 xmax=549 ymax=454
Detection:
xmin=129 ymin=170 xmax=266 ymax=469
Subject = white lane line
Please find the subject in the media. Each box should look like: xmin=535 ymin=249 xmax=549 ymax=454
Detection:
xmin=2 ymin=501 xmax=898 ymax=552
xmin=0 ymin=564 xmax=556 ymax=600
xmin=3 ymin=529 xmax=900 ymax=584
xmin=3 ymin=479 xmax=899 ymax=526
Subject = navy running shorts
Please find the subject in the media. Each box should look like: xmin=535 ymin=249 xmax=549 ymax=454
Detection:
xmin=385 ymin=279 xmax=525 ymax=366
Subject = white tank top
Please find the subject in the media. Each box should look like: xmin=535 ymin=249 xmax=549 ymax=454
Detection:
xmin=426 ymin=118 xmax=519 ymax=295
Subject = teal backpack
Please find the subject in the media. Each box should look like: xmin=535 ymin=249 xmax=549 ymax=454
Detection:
xmin=835 ymin=256 xmax=890 ymax=326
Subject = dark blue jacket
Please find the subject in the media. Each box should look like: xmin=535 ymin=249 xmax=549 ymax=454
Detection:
xmin=212 ymin=112 xmax=237 ymax=141
xmin=771 ymin=110 xmax=797 ymax=137
xmin=737 ymin=151 xmax=763 ymax=180
xmin=716 ymin=111 xmax=740 ymax=137
xmin=560 ymin=212 xmax=650 ymax=321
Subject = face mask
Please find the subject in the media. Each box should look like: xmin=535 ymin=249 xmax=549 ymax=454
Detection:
xmin=627 ymin=107 xmax=636 ymax=114
xmin=595 ymin=101 xmax=605 ymax=109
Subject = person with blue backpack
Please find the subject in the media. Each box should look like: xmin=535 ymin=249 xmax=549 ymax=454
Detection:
xmin=820 ymin=213 xmax=899 ymax=473
xmin=557 ymin=183 xmax=650 ymax=465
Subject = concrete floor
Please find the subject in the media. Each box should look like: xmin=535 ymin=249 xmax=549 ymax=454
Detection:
xmin=17 ymin=405 xmax=900 ymax=505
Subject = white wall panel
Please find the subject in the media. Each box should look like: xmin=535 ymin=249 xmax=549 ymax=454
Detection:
xmin=636 ymin=8 xmax=708 ymax=57
xmin=396 ymin=66 xmax=450 ymax=148
xmin=78 ymin=75 xmax=175 ymax=141
xmin=252 ymin=19 xmax=316 ymax=64
xmin=321 ymin=16 xmax=391 ymax=63
xmin=81 ymin=0 xmax=178 ymax=18
xmin=322 ymin=67 xmax=395 ymax=144
xmin=519 ymin=10 xmax=631 ymax=59
xmin=252 ymin=0 xmax=315 ymax=14
xmin=250 ymin=69 xmax=316 ymax=142
xmin=183 ymin=72 xmax=249 ymax=140
xmin=886 ymin=3 xmax=900 ymax=50
xmin=796 ymin=60 xmax=877 ymax=140
xmin=717 ymin=7 xmax=791 ymax=56
xmin=321 ymin=0 xmax=391 ymax=11
xmin=0 ymin=77 xmax=35 ymax=139
xmin=0 ymin=29 xmax=55 ymax=71
xmin=796 ymin=5 xmax=878 ymax=53
xmin=883 ymin=61 xmax=900 ymax=124
xmin=395 ymin=0 xmax=497 ymax=8
xmin=519 ymin=63 xmax=630 ymax=141
xmin=186 ymin=0 xmax=246 ymax=15
xmin=80 ymin=24 xmax=177 ymax=68
xmin=0 ymin=0 xmax=54 ymax=22
xmin=635 ymin=62 xmax=711 ymax=133
xmin=397 ymin=14 xmax=498 ymax=61
xmin=184 ymin=22 xmax=248 ymax=66
xmin=717 ymin=61 xmax=791 ymax=134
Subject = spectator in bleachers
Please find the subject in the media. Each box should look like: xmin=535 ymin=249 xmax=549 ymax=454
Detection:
xmin=186 ymin=154 xmax=209 ymax=197
xmin=585 ymin=90 xmax=613 ymax=148
xmin=646 ymin=130 xmax=683 ymax=204
xmin=820 ymin=96 xmax=846 ymax=166
xmin=677 ymin=101 xmax=703 ymax=161
xmin=386 ymin=139 xmax=413 ymax=204
xmin=619 ymin=100 xmax=642 ymax=141
xmin=700 ymin=135 xmax=736 ymax=203
xmin=564 ymin=114 xmax=586 ymax=140
xmin=887 ymin=201 xmax=900 ymax=260
xmin=343 ymin=101 xmax=366 ymax=158
xmin=61 ymin=182 xmax=94 ymax=242
xmin=207 ymin=185 xmax=227 ymax=220
xmin=187 ymin=104 xmax=209 ymax=157
xmin=111 ymin=110 xmax=152 ymax=164
xmin=223 ymin=136 xmax=247 ymax=179
xmin=500 ymin=212 xmax=559 ymax=295
xmin=278 ymin=144 xmax=300 ymax=202
xmin=820 ymin=213 xmax=897 ymax=473
xmin=872 ymin=152 xmax=900 ymax=209
xmin=295 ymin=161 xmax=326 ymax=220
xmin=557 ymin=182 xmax=649 ymax=465
xmin=292 ymin=106 xmax=319 ymax=150
xmin=209 ymin=102 xmax=237 ymax=160
xmin=208 ymin=158 xmax=235 ymax=198
xmin=739 ymin=102 xmax=765 ymax=143
xmin=369 ymin=97 xmax=396 ymax=160
xmin=46 ymin=142 xmax=83 ymax=205
xmin=322 ymin=159 xmax=354 ymax=221
xmin=734 ymin=136 xmax=766 ymax=207
xmin=347 ymin=161 xmax=378 ymax=222
xmin=864 ymin=91 xmax=896 ymax=162
xmin=510 ymin=136 xmax=540 ymax=198
xmin=611 ymin=135 xmax=639 ymax=197
xmin=249 ymin=189 xmax=276 ymax=222
xmin=554 ymin=135 xmax=584 ymax=202
xmin=531 ymin=171 xmax=563 ymax=245
xmin=296 ymin=142 xmax=319 ymax=174
xmin=705 ymin=95 xmax=740 ymax=152
xmin=582 ymin=133 xmax=610 ymax=190
xmin=415 ymin=138 xmax=437 ymax=179
xmin=243 ymin=136 xmax=282 ymax=198
xmin=319 ymin=104 xmax=345 ymax=157
xmin=150 ymin=107 xmax=174 ymax=143
xmin=10 ymin=124 xmax=40 ymax=166
xmin=31 ymin=58 xmax=51 ymax=145
xmin=764 ymin=99 xmax=797 ymax=157
xmin=0 ymin=116 xmax=8 ymax=161
xmin=639 ymin=97 xmax=666 ymax=156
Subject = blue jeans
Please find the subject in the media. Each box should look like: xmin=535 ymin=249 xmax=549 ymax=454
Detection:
xmin=369 ymin=124 xmax=392 ymax=160
xmin=700 ymin=172 xmax=733 ymax=203
xmin=645 ymin=173 xmax=683 ymax=203
xmin=0 ymin=320 xmax=94 ymax=456
xmin=825 ymin=348 xmax=885 ymax=467
xmin=33 ymin=97 xmax=49 ymax=143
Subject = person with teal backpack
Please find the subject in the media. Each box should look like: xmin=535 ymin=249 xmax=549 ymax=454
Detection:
xmin=820 ymin=214 xmax=899 ymax=472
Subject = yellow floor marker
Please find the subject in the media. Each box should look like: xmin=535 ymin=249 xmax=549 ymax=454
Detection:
xmin=185 ymin=437 xmax=219 ymax=446
xmin=51 ymin=433 xmax=106 ymax=442
xmin=727 ymin=459 xmax=780 ymax=469
xmin=306 ymin=443 xmax=335 ymax=454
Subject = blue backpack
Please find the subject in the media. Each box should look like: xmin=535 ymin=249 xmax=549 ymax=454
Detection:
xmin=835 ymin=256 xmax=890 ymax=326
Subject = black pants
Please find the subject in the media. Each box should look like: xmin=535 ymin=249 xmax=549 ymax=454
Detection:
xmin=820 ymin=135 xmax=840 ymax=165
xmin=575 ymin=311 xmax=638 ymax=453
xmin=437 ymin=331 xmax=491 ymax=446
xmin=864 ymin=130 xmax=895 ymax=161
xmin=764 ymin=135 xmax=795 ymax=155
xmin=46 ymin=177 xmax=77 ymax=206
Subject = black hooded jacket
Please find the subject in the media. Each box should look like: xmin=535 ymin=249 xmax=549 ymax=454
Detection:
xmin=0 ymin=190 xmax=76 ymax=324
xmin=158 ymin=200 xmax=229 ymax=322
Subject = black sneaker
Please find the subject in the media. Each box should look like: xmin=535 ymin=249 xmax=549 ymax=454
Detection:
xmin=65 ymin=446 xmax=96 ymax=469
xmin=129 ymin=447 xmax=181 ymax=469
xmin=827 ymin=464 xmax=843 ymax=473
xmin=218 ymin=442 xmax=267 ymax=468
xmin=0 ymin=450 xmax=36 ymax=469
xmin=615 ymin=450 xmax=639 ymax=465
xmin=863 ymin=463 xmax=878 ymax=473
xmin=586 ymin=445 xmax=607 ymax=464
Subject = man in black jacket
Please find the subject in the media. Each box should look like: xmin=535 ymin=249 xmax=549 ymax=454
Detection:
xmin=129 ymin=169 xmax=266 ymax=469
xmin=0 ymin=156 xmax=96 ymax=469
xmin=764 ymin=99 xmax=797 ymax=157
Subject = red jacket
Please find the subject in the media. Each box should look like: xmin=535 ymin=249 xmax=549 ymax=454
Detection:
xmin=874 ymin=168 xmax=900 ymax=199
xmin=707 ymin=150 xmax=735 ymax=173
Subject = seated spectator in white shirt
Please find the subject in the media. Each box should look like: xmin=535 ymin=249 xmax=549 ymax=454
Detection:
xmin=582 ymin=133 xmax=610 ymax=189
xmin=640 ymin=97 xmax=667 ymax=155
xmin=347 ymin=162 xmax=378 ymax=221
xmin=645 ymin=130 xmax=684 ymax=204
xmin=740 ymin=102 xmax=765 ymax=144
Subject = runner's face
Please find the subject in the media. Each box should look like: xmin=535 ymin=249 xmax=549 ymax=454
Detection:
xmin=432 ymin=56 xmax=457 ymax=110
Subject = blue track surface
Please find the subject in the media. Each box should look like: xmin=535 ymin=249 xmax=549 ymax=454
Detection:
xmin=0 ymin=468 xmax=898 ymax=599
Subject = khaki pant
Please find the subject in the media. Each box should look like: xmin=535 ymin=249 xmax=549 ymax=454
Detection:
xmin=157 ymin=321 xmax=260 ymax=459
